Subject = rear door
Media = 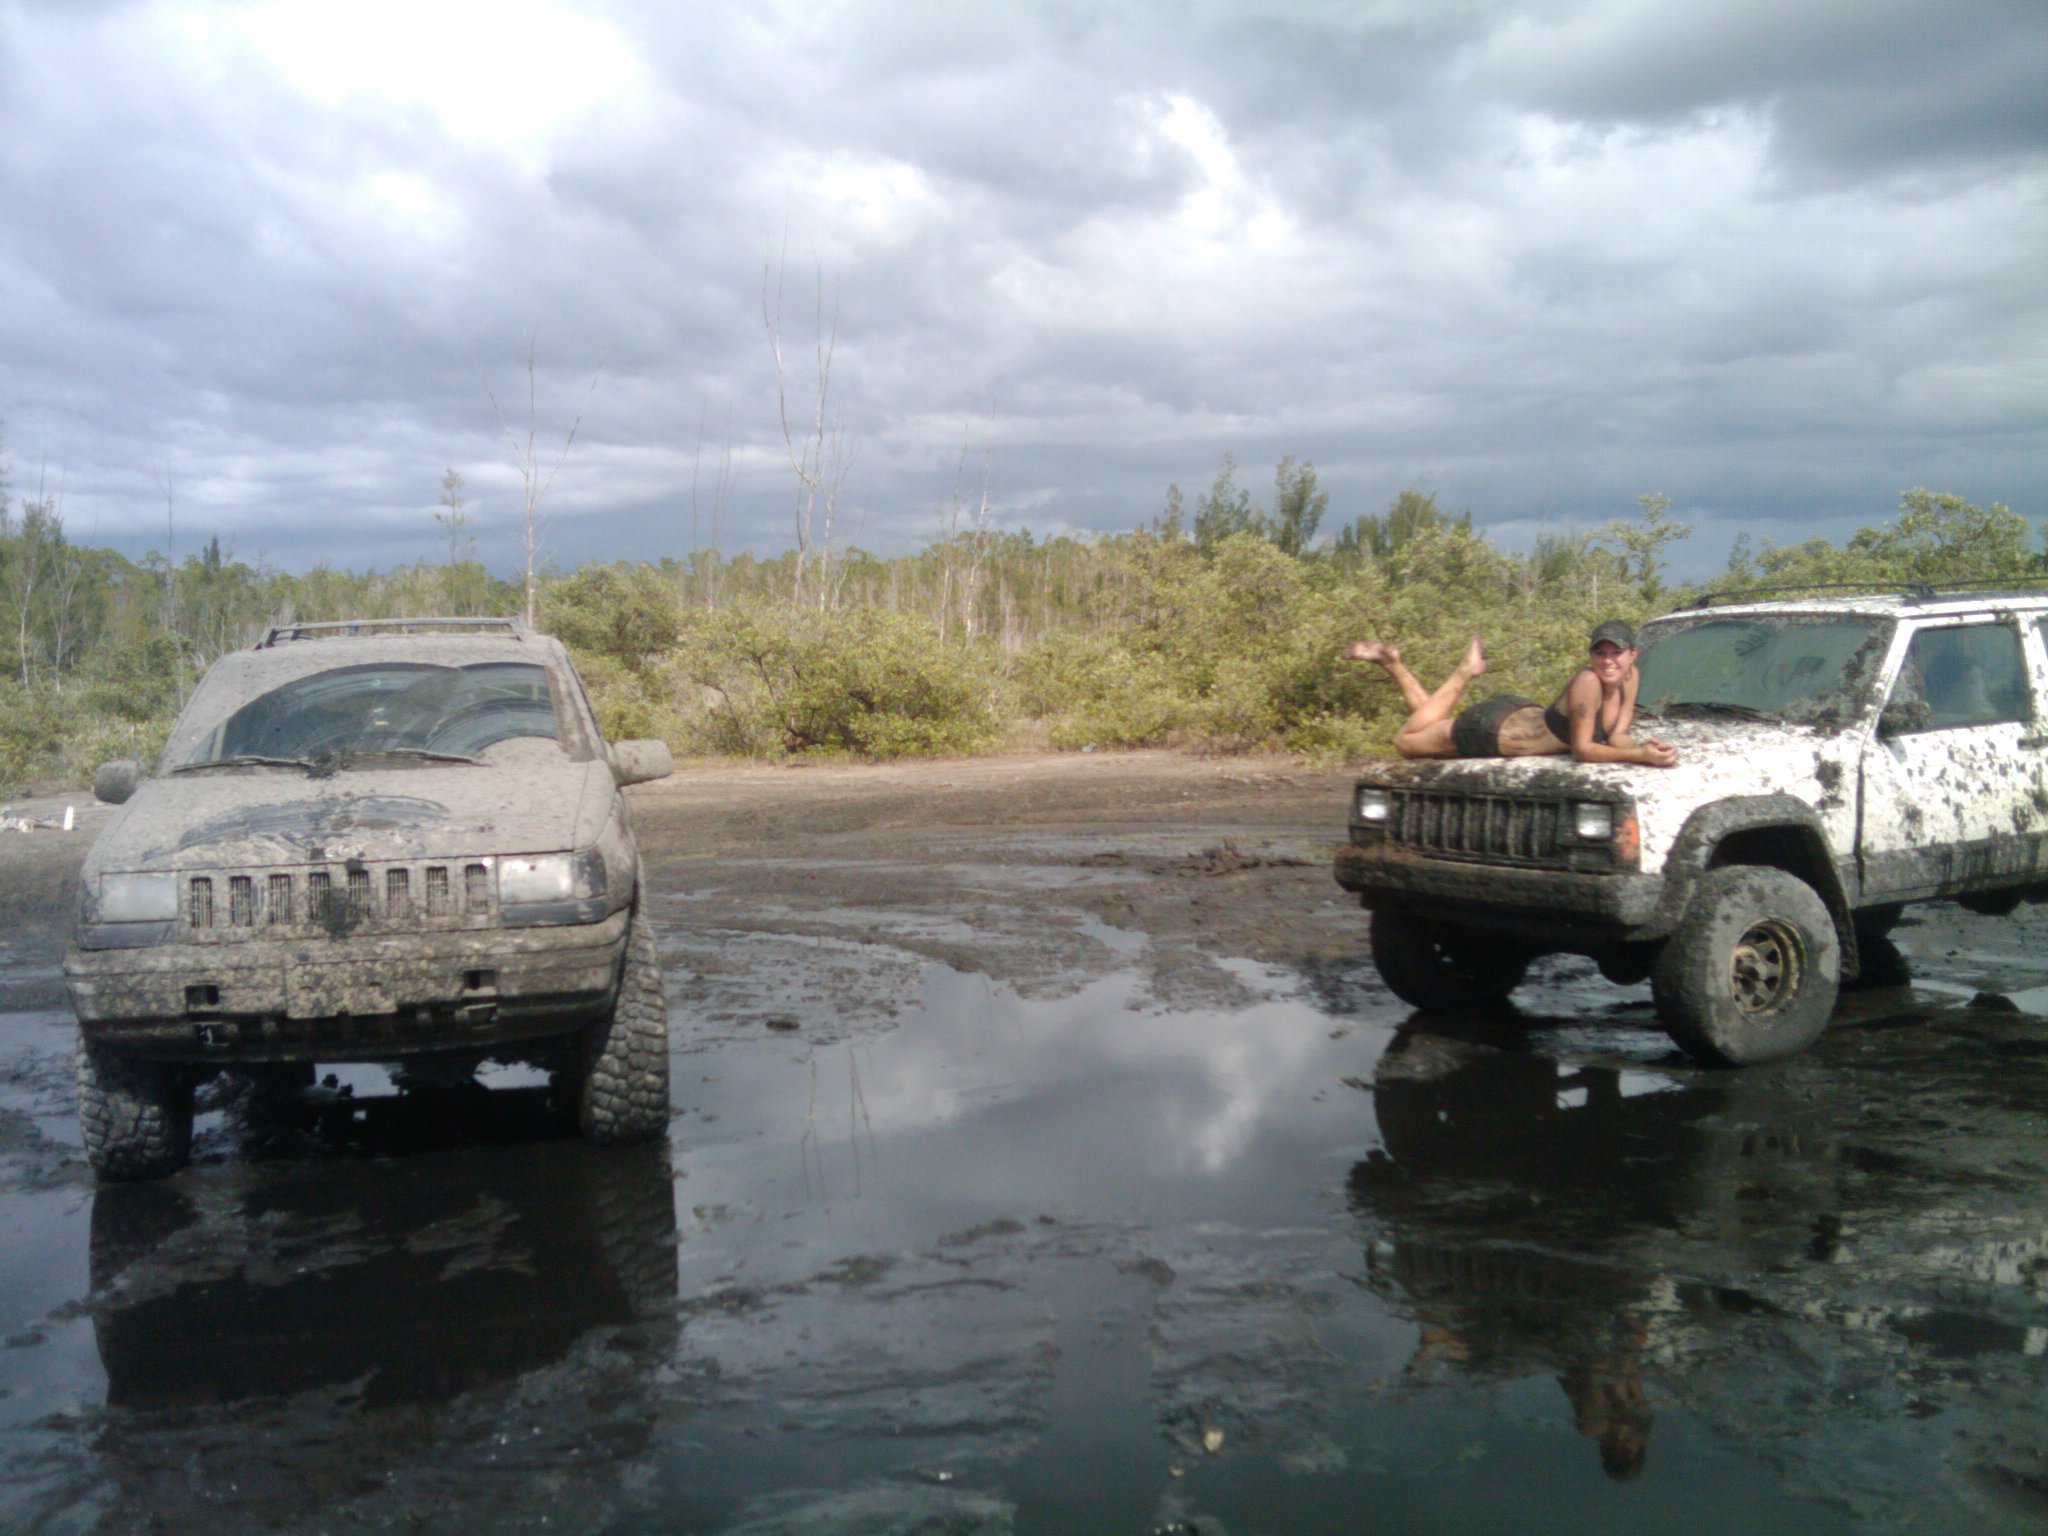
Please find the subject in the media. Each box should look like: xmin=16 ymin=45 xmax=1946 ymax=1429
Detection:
xmin=1857 ymin=614 xmax=2048 ymax=901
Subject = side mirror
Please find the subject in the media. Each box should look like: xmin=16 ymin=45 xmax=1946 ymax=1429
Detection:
xmin=1877 ymin=699 xmax=1929 ymax=738
xmin=608 ymin=740 xmax=674 ymax=787
xmin=93 ymin=759 xmax=143 ymax=805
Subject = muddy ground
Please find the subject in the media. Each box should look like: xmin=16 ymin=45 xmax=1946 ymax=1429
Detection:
xmin=2 ymin=752 xmax=2047 ymax=1534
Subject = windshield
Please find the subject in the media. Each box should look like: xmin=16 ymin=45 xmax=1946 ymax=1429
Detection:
xmin=1634 ymin=616 xmax=1894 ymax=726
xmin=183 ymin=662 xmax=561 ymax=766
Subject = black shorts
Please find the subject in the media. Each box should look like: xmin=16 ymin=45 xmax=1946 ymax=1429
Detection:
xmin=1450 ymin=694 xmax=1539 ymax=758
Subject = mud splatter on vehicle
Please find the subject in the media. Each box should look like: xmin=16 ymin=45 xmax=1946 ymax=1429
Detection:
xmin=64 ymin=618 xmax=678 ymax=1179
xmin=1336 ymin=586 xmax=2048 ymax=1064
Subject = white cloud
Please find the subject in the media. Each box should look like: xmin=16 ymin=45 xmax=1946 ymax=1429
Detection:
xmin=226 ymin=0 xmax=648 ymax=162
xmin=0 ymin=0 xmax=2039 ymax=571
xmin=1147 ymin=92 xmax=1294 ymax=248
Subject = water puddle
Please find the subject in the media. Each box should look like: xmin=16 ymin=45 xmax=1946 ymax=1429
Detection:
xmin=0 ymin=945 xmax=2045 ymax=1533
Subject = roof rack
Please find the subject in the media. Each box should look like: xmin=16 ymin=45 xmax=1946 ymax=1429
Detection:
xmin=257 ymin=617 xmax=525 ymax=648
xmin=1679 ymin=581 xmax=1937 ymax=610
xmin=1923 ymin=575 xmax=2048 ymax=595
xmin=1681 ymin=576 xmax=2048 ymax=612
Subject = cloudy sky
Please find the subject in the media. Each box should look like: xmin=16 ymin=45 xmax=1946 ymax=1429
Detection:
xmin=1 ymin=0 xmax=2043 ymax=579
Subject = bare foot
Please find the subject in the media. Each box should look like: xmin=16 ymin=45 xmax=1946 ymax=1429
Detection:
xmin=1345 ymin=640 xmax=1399 ymax=665
xmin=1459 ymin=635 xmax=1487 ymax=678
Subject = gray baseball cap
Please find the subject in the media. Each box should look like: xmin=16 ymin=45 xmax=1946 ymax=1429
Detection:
xmin=1589 ymin=620 xmax=1636 ymax=650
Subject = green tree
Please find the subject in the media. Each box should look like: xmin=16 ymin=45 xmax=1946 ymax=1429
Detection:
xmin=1265 ymin=456 xmax=1328 ymax=557
xmin=1154 ymin=482 xmax=1185 ymax=541
xmin=1715 ymin=488 xmax=2037 ymax=594
xmin=1848 ymin=488 xmax=2036 ymax=581
xmin=1193 ymin=453 xmax=1257 ymax=548
xmin=542 ymin=563 xmax=683 ymax=673
xmin=2 ymin=494 xmax=52 ymax=688
xmin=1332 ymin=489 xmax=1471 ymax=567
xmin=1602 ymin=493 xmax=1691 ymax=604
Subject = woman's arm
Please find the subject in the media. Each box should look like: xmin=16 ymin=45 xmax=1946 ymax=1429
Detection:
xmin=1564 ymin=670 xmax=1675 ymax=766
xmin=1607 ymin=667 xmax=1640 ymax=743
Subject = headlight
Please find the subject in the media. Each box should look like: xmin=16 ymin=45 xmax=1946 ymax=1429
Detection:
xmin=1357 ymin=788 xmax=1391 ymax=824
xmin=1571 ymin=803 xmax=1615 ymax=841
xmin=499 ymin=850 xmax=606 ymax=906
xmin=98 ymin=871 xmax=179 ymax=922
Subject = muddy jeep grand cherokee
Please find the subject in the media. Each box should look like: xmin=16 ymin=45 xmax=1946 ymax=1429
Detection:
xmin=67 ymin=618 xmax=676 ymax=1179
xmin=1336 ymin=587 xmax=2048 ymax=1065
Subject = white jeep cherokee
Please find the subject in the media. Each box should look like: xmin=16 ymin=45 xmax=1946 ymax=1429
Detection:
xmin=1335 ymin=586 xmax=2048 ymax=1065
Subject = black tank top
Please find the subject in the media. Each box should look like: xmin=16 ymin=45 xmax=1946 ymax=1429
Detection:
xmin=1543 ymin=673 xmax=1617 ymax=746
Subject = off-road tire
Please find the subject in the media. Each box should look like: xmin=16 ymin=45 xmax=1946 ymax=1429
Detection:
xmin=77 ymin=1038 xmax=194 ymax=1181
xmin=1653 ymin=866 xmax=1840 ymax=1067
xmin=1369 ymin=909 xmax=1532 ymax=1012
xmin=578 ymin=899 xmax=671 ymax=1146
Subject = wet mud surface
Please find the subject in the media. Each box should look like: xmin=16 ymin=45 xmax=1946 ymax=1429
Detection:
xmin=3 ymin=752 xmax=2047 ymax=1533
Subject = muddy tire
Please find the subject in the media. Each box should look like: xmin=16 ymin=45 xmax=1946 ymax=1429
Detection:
xmin=1653 ymin=866 xmax=1840 ymax=1067
xmin=1369 ymin=909 xmax=1531 ymax=1012
xmin=77 ymin=1039 xmax=193 ymax=1181
xmin=578 ymin=900 xmax=671 ymax=1146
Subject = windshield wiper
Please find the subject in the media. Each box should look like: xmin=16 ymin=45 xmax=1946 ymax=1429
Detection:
xmin=336 ymin=748 xmax=481 ymax=766
xmin=1656 ymin=700 xmax=1777 ymax=722
xmin=172 ymin=755 xmax=321 ymax=774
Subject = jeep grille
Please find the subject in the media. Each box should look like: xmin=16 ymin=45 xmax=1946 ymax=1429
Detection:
xmin=180 ymin=861 xmax=496 ymax=937
xmin=1380 ymin=791 xmax=1567 ymax=868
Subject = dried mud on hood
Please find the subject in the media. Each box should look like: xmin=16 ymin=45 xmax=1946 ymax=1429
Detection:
xmin=84 ymin=755 xmax=611 ymax=873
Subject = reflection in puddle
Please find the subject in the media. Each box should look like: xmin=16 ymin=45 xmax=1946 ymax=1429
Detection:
xmin=1348 ymin=1031 xmax=2048 ymax=1529
xmin=2 ymin=952 xmax=2047 ymax=1533
xmin=89 ymin=1132 xmax=677 ymax=1409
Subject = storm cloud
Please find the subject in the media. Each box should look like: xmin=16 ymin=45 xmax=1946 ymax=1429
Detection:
xmin=1 ymin=0 xmax=2042 ymax=576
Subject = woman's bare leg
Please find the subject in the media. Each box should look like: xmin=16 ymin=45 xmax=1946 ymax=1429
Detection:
xmin=1348 ymin=637 xmax=1488 ymax=759
xmin=1344 ymin=641 xmax=1431 ymax=713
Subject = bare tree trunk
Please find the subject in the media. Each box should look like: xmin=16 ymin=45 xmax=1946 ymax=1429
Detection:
xmin=960 ymin=460 xmax=993 ymax=639
xmin=488 ymin=339 xmax=593 ymax=630
xmin=763 ymin=251 xmax=845 ymax=608
xmin=158 ymin=473 xmax=190 ymax=704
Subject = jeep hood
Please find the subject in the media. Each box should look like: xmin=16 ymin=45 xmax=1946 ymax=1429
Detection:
xmin=1562 ymin=716 xmax=1848 ymax=797
xmin=86 ymin=758 xmax=614 ymax=874
xmin=1363 ymin=718 xmax=1860 ymax=873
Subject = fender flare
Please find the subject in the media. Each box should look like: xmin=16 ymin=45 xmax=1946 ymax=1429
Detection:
xmin=1650 ymin=794 xmax=1861 ymax=975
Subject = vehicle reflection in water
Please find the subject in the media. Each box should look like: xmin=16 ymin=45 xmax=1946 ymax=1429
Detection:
xmin=85 ymin=1087 xmax=676 ymax=1529
xmin=1348 ymin=1015 xmax=2048 ymax=1521
xmin=1352 ymin=1033 xmax=1705 ymax=1481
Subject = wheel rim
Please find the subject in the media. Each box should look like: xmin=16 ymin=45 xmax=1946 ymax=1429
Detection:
xmin=1729 ymin=918 xmax=1802 ymax=1015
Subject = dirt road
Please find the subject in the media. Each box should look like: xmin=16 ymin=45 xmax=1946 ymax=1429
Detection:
xmin=627 ymin=752 xmax=1371 ymax=1035
xmin=3 ymin=752 xmax=2047 ymax=1534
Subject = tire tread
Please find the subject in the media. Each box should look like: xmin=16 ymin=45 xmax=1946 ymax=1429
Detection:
xmin=578 ymin=895 xmax=672 ymax=1146
xmin=77 ymin=1039 xmax=193 ymax=1181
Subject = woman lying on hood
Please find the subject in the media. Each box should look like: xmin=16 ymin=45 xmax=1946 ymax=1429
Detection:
xmin=1345 ymin=621 xmax=1677 ymax=767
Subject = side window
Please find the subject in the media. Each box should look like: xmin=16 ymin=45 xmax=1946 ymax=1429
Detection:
xmin=1891 ymin=624 xmax=2030 ymax=731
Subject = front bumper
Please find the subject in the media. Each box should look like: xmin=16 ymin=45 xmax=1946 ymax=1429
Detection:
xmin=65 ymin=907 xmax=631 ymax=1062
xmin=1333 ymin=844 xmax=1667 ymax=946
